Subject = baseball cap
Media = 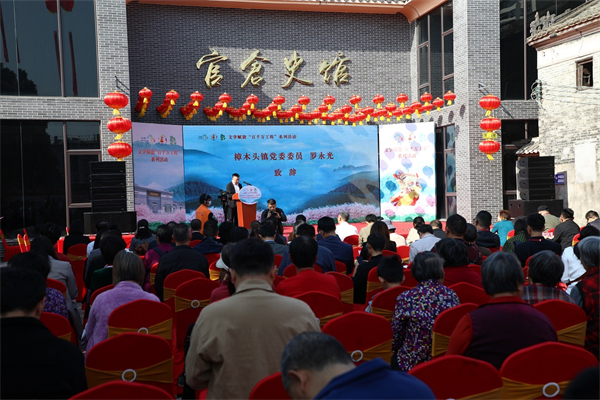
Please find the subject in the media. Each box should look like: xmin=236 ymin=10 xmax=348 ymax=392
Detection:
xmin=216 ymin=257 xmax=229 ymax=272
xmin=537 ymin=205 xmax=548 ymax=212
xmin=383 ymin=219 xmax=396 ymax=232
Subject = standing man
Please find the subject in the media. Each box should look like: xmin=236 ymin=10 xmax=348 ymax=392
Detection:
xmin=538 ymin=205 xmax=561 ymax=232
xmin=553 ymin=208 xmax=580 ymax=250
xmin=225 ymin=173 xmax=242 ymax=226
xmin=260 ymin=199 xmax=287 ymax=235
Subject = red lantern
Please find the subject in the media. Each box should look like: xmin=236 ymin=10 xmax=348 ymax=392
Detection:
xmin=361 ymin=106 xmax=374 ymax=122
xmin=273 ymin=94 xmax=286 ymax=110
xmin=331 ymin=111 xmax=344 ymax=124
xmin=298 ymin=95 xmax=311 ymax=110
xmin=290 ymin=105 xmax=303 ymax=119
xmin=219 ymin=93 xmax=232 ymax=108
xmin=340 ymin=104 xmax=353 ymax=118
xmin=318 ymin=103 xmax=329 ymax=117
xmin=324 ymin=95 xmax=336 ymax=110
xmin=60 ymin=0 xmax=74 ymax=12
xmin=373 ymin=94 xmax=385 ymax=108
xmin=349 ymin=95 xmax=362 ymax=109
xmin=479 ymin=140 xmax=500 ymax=161
xmin=410 ymin=101 xmax=422 ymax=117
xmin=444 ymin=91 xmax=456 ymax=106
xmin=479 ymin=94 xmax=501 ymax=116
xmin=420 ymin=92 xmax=433 ymax=106
xmin=402 ymin=107 xmax=413 ymax=119
xmin=268 ymin=102 xmax=278 ymax=117
xmin=104 ymin=91 xmax=128 ymax=115
xmin=107 ymin=116 xmax=132 ymax=137
xmin=107 ymin=142 xmax=132 ymax=161
xmin=165 ymin=90 xmax=179 ymax=106
xmin=45 ymin=0 xmax=57 ymax=13
xmin=348 ymin=114 xmax=358 ymax=126
xmin=392 ymin=109 xmax=404 ymax=121
xmin=139 ymin=87 xmax=153 ymax=102
xmin=422 ymin=103 xmax=434 ymax=115
xmin=247 ymin=94 xmax=259 ymax=110
xmin=384 ymin=103 xmax=397 ymax=120
xmin=396 ymin=93 xmax=409 ymax=108
xmin=190 ymin=91 xmax=204 ymax=107
xmin=432 ymin=97 xmax=444 ymax=111
xmin=480 ymin=117 xmax=502 ymax=132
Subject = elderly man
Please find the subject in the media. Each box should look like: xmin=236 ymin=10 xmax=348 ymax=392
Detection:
xmin=447 ymin=252 xmax=557 ymax=369
xmin=538 ymin=205 xmax=561 ymax=231
xmin=281 ymin=332 xmax=434 ymax=400
xmin=409 ymin=224 xmax=440 ymax=263
xmin=185 ymin=239 xmax=320 ymax=399
xmin=335 ymin=211 xmax=358 ymax=242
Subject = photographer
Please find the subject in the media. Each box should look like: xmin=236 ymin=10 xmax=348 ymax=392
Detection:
xmin=260 ymin=199 xmax=287 ymax=235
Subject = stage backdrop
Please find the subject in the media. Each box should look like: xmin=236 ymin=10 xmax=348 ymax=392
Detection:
xmin=379 ymin=123 xmax=436 ymax=221
xmin=132 ymin=123 xmax=185 ymax=228
xmin=182 ymin=125 xmax=380 ymax=223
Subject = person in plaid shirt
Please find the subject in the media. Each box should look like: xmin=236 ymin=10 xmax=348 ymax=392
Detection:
xmin=570 ymin=236 xmax=600 ymax=360
xmin=522 ymin=250 xmax=577 ymax=305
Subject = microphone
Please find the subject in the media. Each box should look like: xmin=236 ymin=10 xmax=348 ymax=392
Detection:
xmin=243 ymin=181 xmax=253 ymax=186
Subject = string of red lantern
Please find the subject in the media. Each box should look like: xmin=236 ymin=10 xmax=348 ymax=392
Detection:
xmin=134 ymin=87 xmax=153 ymax=117
xmin=478 ymin=94 xmax=502 ymax=161
xmin=103 ymin=90 xmax=132 ymax=162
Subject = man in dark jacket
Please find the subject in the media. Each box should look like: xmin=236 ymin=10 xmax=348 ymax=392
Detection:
xmin=515 ymin=213 xmax=562 ymax=266
xmin=553 ymin=208 xmax=580 ymax=250
xmin=473 ymin=210 xmax=500 ymax=250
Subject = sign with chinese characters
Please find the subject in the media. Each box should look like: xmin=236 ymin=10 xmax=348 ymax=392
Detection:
xmin=183 ymin=125 xmax=379 ymax=221
xmin=379 ymin=123 xmax=437 ymax=221
xmin=554 ymin=172 xmax=566 ymax=185
xmin=238 ymin=185 xmax=262 ymax=205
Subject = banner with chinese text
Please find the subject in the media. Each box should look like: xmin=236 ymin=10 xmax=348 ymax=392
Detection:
xmin=132 ymin=123 xmax=185 ymax=227
xmin=182 ymin=125 xmax=380 ymax=223
xmin=379 ymin=123 xmax=436 ymax=221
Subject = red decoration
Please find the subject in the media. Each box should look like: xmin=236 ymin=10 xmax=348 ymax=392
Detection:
xmin=340 ymin=104 xmax=353 ymax=118
xmin=104 ymin=91 xmax=128 ymax=115
xmin=318 ymin=103 xmax=329 ymax=117
xmin=247 ymin=94 xmax=259 ymax=110
xmin=107 ymin=116 xmax=132 ymax=138
xmin=402 ymin=107 xmax=413 ymax=119
xmin=410 ymin=101 xmax=422 ymax=117
xmin=60 ymin=0 xmax=74 ymax=12
xmin=298 ymin=95 xmax=311 ymax=110
xmin=479 ymin=140 xmax=500 ymax=161
xmin=45 ymin=0 xmax=57 ymax=13
xmin=268 ymin=102 xmax=278 ymax=117
xmin=219 ymin=93 xmax=232 ymax=108
xmin=432 ymin=97 xmax=444 ymax=111
xmin=396 ymin=93 xmax=409 ymax=108
xmin=273 ymin=94 xmax=286 ymax=110
xmin=350 ymin=95 xmax=362 ymax=109
xmin=190 ymin=91 xmax=204 ymax=107
xmin=479 ymin=94 xmax=501 ymax=116
xmin=324 ymin=95 xmax=336 ymax=110
xmin=289 ymin=105 xmax=303 ymax=120
xmin=420 ymin=92 xmax=433 ymax=105
xmin=135 ymin=87 xmax=153 ymax=117
xmin=422 ymin=103 xmax=434 ymax=114
xmin=372 ymin=94 xmax=385 ymax=108
xmin=444 ymin=91 xmax=456 ymax=106
xmin=384 ymin=103 xmax=397 ymax=120
xmin=480 ymin=117 xmax=502 ymax=132
xmin=392 ymin=109 xmax=404 ymax=121
xmin=108 ymin=142 xmax=132 ymax=161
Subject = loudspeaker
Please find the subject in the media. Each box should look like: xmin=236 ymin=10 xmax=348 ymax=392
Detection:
xmin=84 ymin=211 xmax=137 ymax=234
xmin=508 ymin=199 xmax=564 ymax=219
xmin=90 ymin=162 xmax=127 ymax=212
xmin=90 ymin=161 xmax=126 ymax=175
xmin=517 ymin=157 xmax=555 ymax=200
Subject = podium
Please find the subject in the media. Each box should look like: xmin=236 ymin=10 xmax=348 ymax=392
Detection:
xmin=232 ymin=193 xmax=257 ymax=229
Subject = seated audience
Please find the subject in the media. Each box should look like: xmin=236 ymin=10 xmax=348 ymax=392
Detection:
xmin=409 ymin=224 xmax=440 ymax=263
xmin=279 ymin=224 xmax=336 ymax=275
xmin=87 ymin=219 xmax=110 ymax=257
xmin=430 ymin=219 xmax=446 ymax=240
xmin=194 ymin=219 xmax=224 ymax=255
xmin=1 ymin=267 xmax=87 ymax=399
xmin=259 ymin=223 xmax=288 ymax=256
xmin=463 ymin=223 xmax=487 ymax=258
xmin=359 ymin=221 xmax=396 ymax=260
xmin=210 ymin=244 xmax=236 ymax=304
xmin=142 ymin=224 xmax=173 ymax=291
xmin=62 ymin=218 xmax=90 ymax=255
xmin=522 ymin=251 xmax=576 ymax=305
xmin=473 ymin=210 xmax=500 ymax=250
xmin=570 ymin=236 xmax=600 ymax=359
xmin=406 ymin=216 xmax=425 ymax=245
xmin=352 ymin=233 xmax=386 ymax=304
xmin=195 ymin=194 xmax=214 ymax=234
xmin=514 ymin=213 xmax=562 ymax=266
xmin=444 ymin=214 xmax=483 ymax=265
xmin=263 ymin=218 xmax=288 ymax=245
xmin=502 ymin=218 xmax=529 ymax=254
xmin=8 ymin=252 xmax=68 ymax=319
xmin=365 ymin=255 xmax=404 ymax=312
xmin=358 ymin=214 xmax=378 ymax=246
xmin=85 ymin=250 xmax=159 ymax=352
xmin=435 ymin=238 xmax=483 ymax=288
xmin=90 ymin=235 xmax=127 ymax=296
xmin=40 ymin=222 xmax=71 ymax=263
xmin=281 ymin=332 xmax=435 ymax=400
xmin=190 ymin=219 xmax=205 ymax=241
xmin=553 ymin=208 xmax=580 ymax=249
xmin=229 ymin=226 xmax=250 ymax=243
xmin=250 ymin=220 xmax=262 ymax=239
xmin=538 ymin=205 xmax=560 ymax=231
xmin=386 ymin=220 xmax=407 ymax=246
xmin=155 ymin=223 xmax=209 ymax=300
xmin=392 ymin=252 xmax=459 ymax=371
xmin=217 ymin=221 xmax=234 ymax=245
xmin=335 ymin=211 xmax=358 ymax=241
xmin=185 ymin=239 xmax=320 ymax=399
xmin=564 ymin=366 xmax=599 ymax=400
xmin=491 ymin=210 xmax=513 ymax=247
xmin=585 ymin=210 xmax=600 ymax=230
xmin=562 ymin=226 xmax=600 ymax=294
xmin=277 ymin=236 xmax=340 ymax=299
xmin=447 ymin=252 xmax=557 ymax=369
xmin=287 ymin=219 xmax=304 ymax=242
xmin=318 ymin=216 xmax=355 ymax=275
xmin=128 ymin=219 xmax=155 ymax=255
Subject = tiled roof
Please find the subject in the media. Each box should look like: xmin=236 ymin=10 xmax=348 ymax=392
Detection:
xmin=516 ymin=137 xmax=540 ymax=155
xmin=529 ymin=0 xmax=600 ymax=41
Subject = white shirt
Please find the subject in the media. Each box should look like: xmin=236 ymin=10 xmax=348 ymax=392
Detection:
xmin=389 ymin=232 xmax=407 ymax=247
xmin=86 ymin=241 xmax=95 ymax=257
xmin=561 ymin=246 xmax=586 ymax=294
xmin=233 ymin=181 xmax=240 ymax=193
xmin=409 ymin=233 xmax=441 ymax=262
xmin=406 ymin=228 xmax=420 ymax=245
xmin=335 ymin=221 xmax=358 ymax=241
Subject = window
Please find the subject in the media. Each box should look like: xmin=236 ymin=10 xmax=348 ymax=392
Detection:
xmin=577 ymin=60 xmax=593 ymax=88
xmin=0 ymin=0 xmax=98 ymax=97
xmin=435 ymin=124 xmax=456 ymax=219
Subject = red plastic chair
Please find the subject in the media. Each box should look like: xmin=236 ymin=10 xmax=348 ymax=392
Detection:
xmin=205 ymin=253 xmax=221 ymax=281
xmin=283 ymin=264 xmax=322 ymax=278
xmin=248 ymin=372 xmax=290 ymax=400
xmin=534 ymin=300 xmax=587 ymax=347
xmin=325 ymin=271 xmax=355 ymax=314
xmin=397 ymin=245 xmax=410 ymax=263
xmin=506 ymin=229 xmax=515 ymax=239
xmin=274 ymin=254 xmax=283 ymax=268
xmin=467 ymin=264 xmax=482 ymax=276
xmin=322 ymin=311 xmax=392 ymax=364
xmin=352 ymin=247 xmax=361 ymax=260
xmin=163 ymin=270 xmax=206 ymax=312
xmin=40 ymin=312 xmax=78 ymax=345
xmin=382 ymin=249 xmax=397 ymax=257
xmin=23 ymin=230 xmax=31 ymax=251
xmin=85 ymin=333 xmax=174 ymax=396
xmin=84 ymin=284 xmax=115 ymax=327
xmin=67 ymin=243 xmax=89 ymax=302
xmin=334 ymin=260 xmax=347 ymax=274
xmin=189 ymin=240 xmax=201 ymax=248
xmin=449 ymin=282 xmax=490 ymax=305
xmin=370 ymin=286 xmax=411 ymax=322
xmin=174 ymin=278 xmax=219 ymax=351
xmin=70 ymin=381 xmax=173 ymax=399
xmin=401 ymin=269 xmax=419 ymax=288
xmin=409 ymin=355 xmax=503 ymax=399
xmin=295 ymin=291 xmax=343 ymax=328
xmin=150 ymin=263 xmax=159 ymax=295
xmin=572 ymin=233 xmax=581 ymax=246
xmin=0 ymin=229 xmax=21 ymax=262
xmin=431 ymin=303 xmax=478 ymax=358
xmin=500 ymin=342 xmax=598 ymax=399
xmin=17 ymin=233 xmax=26 ymax=253
xmin=108 ymin=299 xmax=173 ymax=342
xmin=365 ymin=267 xmax=383 ymax=304
xmin=46 ymin=278 xmax=68 ymax=300
xmin=343 ymin=235 xmax=359 ymax=246
xmin=273 ymin=275 xmax=284 ymax=288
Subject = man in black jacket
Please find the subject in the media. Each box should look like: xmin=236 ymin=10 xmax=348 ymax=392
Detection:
xmin=553 ymin=208 xmax=580 ymax=250
xmin=515 ymin=213 xmax=562 ymax=266
xmin=352 ymin=233 xmax=386 ymax=304
xmin=225 ymin=173 xmax=242 ymax=226
xmin=473 ymin=210 xmax=500 ymax=250
xmin=155 ymin=223 xmax=209 ymax=300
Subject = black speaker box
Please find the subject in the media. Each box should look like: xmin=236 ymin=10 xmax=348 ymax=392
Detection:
xmin=90 ymin=161 xmax=126 ymax=175
xmin=517 ymin=156 xmax=555 ymax=200
xmin=508 ymin=199 xmax=564 ymax=219
xmin=84 ymin=211 xmax=137 ymax=234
